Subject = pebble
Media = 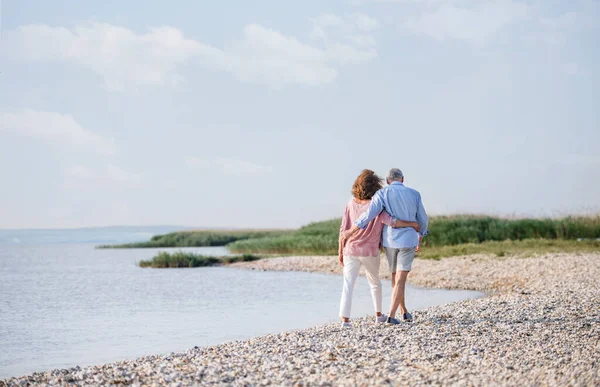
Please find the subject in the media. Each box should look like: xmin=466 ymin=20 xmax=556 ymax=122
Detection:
xmin=1 ymin=252 xmax=599 ymax=386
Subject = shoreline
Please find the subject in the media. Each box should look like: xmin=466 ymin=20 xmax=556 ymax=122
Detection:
xmin=3 ymin=252 xmax=599 ymax=385
xmin=231 ymin=252 xmax=577 ymax=293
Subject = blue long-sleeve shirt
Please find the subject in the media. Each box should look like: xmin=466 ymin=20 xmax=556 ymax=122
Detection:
xmin=354 ymin=182 xmax=428 ymax=248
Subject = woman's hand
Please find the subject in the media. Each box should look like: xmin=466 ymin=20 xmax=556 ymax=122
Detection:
xmin=338 ymin=236 xmax=347 ymax=267
xmin=339 ymin=226 xmax=360 ymax=267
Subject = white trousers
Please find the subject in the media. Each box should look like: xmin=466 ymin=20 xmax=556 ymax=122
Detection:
xmin=339 ymin=255 xmax=382 ymax=318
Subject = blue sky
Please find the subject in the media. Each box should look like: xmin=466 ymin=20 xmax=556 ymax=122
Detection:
xmin=0 ymin=0 xmax=598 ymax=229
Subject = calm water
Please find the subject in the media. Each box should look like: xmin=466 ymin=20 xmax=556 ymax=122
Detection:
xmin=0 ymin=242 xmax=483 ymax=379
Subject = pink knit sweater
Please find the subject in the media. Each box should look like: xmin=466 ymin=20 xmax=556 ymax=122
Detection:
xmin=339 ymin=199 xmax=393 ymax=257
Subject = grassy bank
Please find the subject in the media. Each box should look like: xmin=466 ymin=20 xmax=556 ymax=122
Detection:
xmin=138 ymin=251 xmax=261 ymax=268
xmin=100 ymin=229 xmax=291 ymax=249
xmin=104 ymin=215 xmax=600 ymax=256
xmin=228 ymin=219 xmax=340 ymax=255
xmin=416 ymin=238 xmax=600 ymax=259
xmin=228 ymin=215 xmax=600 ymax=255
xmin=425 ymin=215 xmax=600 ymax=246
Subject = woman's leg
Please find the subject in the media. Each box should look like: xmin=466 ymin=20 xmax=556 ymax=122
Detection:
xmin=339 ymin=255 xmax=361 ymax=321
xmin=360 ymin=256 xmax=382 ymax=316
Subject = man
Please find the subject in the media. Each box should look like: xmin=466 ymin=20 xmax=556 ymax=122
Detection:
xmin=341 ymin=168 xmax=428 ymax=325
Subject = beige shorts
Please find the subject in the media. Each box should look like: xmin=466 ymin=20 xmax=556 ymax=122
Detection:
xmin=384 ymin=246 xmax=417 ymax=272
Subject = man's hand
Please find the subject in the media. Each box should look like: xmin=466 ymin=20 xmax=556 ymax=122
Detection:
xmin=338 ymin=252 xmax=344 ymax=267
xmin=393 ymin=220 xmax=420 ymax=232
xmin=416 ymin=236 xmax=423 ymax=252
xmin=341 ymin=225 xmax=360 ymax=244
xmin=340 ymin=230 xmax=351 ymax=243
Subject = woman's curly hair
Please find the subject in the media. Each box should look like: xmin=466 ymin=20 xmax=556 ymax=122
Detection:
xmin=352 ymin=169 xmax=383 ymax=200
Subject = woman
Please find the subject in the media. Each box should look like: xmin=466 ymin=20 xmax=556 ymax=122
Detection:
xmin=338 ymin=169 xmax=419 ymax=328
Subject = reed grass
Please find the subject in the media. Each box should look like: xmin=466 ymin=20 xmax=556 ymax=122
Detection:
xmin=106 ymin=215 xmax=600 ymax=256
xmin=416 ymin=238 xmax=600 ymax=260
xmin=229 ymin=215 xmax=600 ymax=255
xmin=100 ymin=229 xmax=291 ymax=249
xmin=424 ymin=215 xmax=600 ymax=246
xmin=138 ymin=251 xmax=261 ymax=268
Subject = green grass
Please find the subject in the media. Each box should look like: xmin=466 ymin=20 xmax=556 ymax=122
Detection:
xmin=229 ymin=215 xmax=600 ymax=255
xmin=415 ymin=238 xmax=600 ymax=260
xmin=99 ymin=229 xmax=291 ymax=249
xmin=228 ymin=234 xmax=339 ymax=255
xmin=424 ymin=215 xmax=600 ymax=246
xmin=105 ymin=215 xmax=600 ymax=257
xmin=228 ymin=219 xmax=341 ymax=255
xmin=138 ymin=251 xmax=262 ymax=268
xmin=141 ymin=239 xmax=599 ymax=268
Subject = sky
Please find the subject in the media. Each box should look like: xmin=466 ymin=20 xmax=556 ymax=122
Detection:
xmin=0 ymin=0 xmax=598 ymax=229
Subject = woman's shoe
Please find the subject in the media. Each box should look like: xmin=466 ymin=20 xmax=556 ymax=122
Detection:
xmin=340 ymin=321 xmax=352 ymax=328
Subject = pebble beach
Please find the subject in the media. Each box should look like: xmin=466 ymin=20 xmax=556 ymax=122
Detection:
xmin=2 ymin=252 xmax=599 ymax=386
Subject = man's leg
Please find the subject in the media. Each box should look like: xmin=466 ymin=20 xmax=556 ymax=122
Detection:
xmin=387 ymin=247 xmax=417 ymax=319
xmin=384 ymin=247 xmax=398 ymax=288
xmin=339 ymin=255 xmax=361 ymax=322
xmin=388 ymin=271 xmax=409 ymax=318
xmin=360 ymin=256 xmax=382 ymax=317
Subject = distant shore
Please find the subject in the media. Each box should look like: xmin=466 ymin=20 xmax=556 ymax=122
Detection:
xmin=98 ymin=216 xmax=600 ymax=258
xmin=3 ymin=251 xmax=599 ymax=385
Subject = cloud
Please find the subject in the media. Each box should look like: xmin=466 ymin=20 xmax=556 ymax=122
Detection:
xmin=105 ymin=164 xmax=144 ymax=184
xmin=539 ymin=11 xmax=578 ymax=30
xmin=361 ymin=0 xmax=598 ymax=48
xmin=559 ymin=154 xmax=600 ymax=166
xmin=65 ymin=165 xmax=96 ymax=179
xmin=353 ymin=14 xmax=381 ymax=31
xmin=524 ymin=12 xmax=577 ymax=46
xmin=222 ymin=24 xmax=339 ymax=87
xmin=65 ymin=164 xmax=143 ymax=186
xmin=217 ymin=158 xmax=275 ymax=176
xmin=6 ymin=23 xmax=207 ymax=92
xmin=6 ymin=21 xmax=377 ymax=89
xmin=187 ymin=157 xmax=274 ymax=177
xmin=351 ymin=34 xmax=377 ymax=47
xmin=0 ymin=109 xmax=116 ymax=155
xmin=186 ymin=157 xmax=213 ymax=169
xmin=163 ymin=179 xmax=178 ymax=190
xmin=352 ymin=0 xmax=461 ymax=5
xmin=562 ymin=62 xmax=579 ymax=76
xmin=310 ymin=13 xmax=380 ymax=49
xmin=211 ymin=23 xmax=377 ymax=86
xmin=399 ymin=1 xmax=531 ymax=45
xmin=532 ymin=4 xmax=600 ymax=46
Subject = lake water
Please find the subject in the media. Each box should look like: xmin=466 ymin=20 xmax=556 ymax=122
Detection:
xmin=0 ymin=238 xmax=483 ymax=379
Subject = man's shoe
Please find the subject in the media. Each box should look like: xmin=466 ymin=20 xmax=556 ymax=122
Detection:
xmin=402 ymin=312 xmax=413 ymax=322
xmin=386 ymin=316 xmax=401 ymax=325
xmin=376 ymin=314 xmax=387 ymax=323
xmin=340 ymin=321 xmax=352 ymax=328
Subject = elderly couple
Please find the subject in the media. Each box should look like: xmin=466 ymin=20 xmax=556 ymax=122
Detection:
xmin=338 ymin=168 xmax=428 ymax=327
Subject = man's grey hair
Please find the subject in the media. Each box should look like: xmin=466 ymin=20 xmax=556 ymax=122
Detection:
xmin=387 ymin=168 xmax=404 ymax=181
